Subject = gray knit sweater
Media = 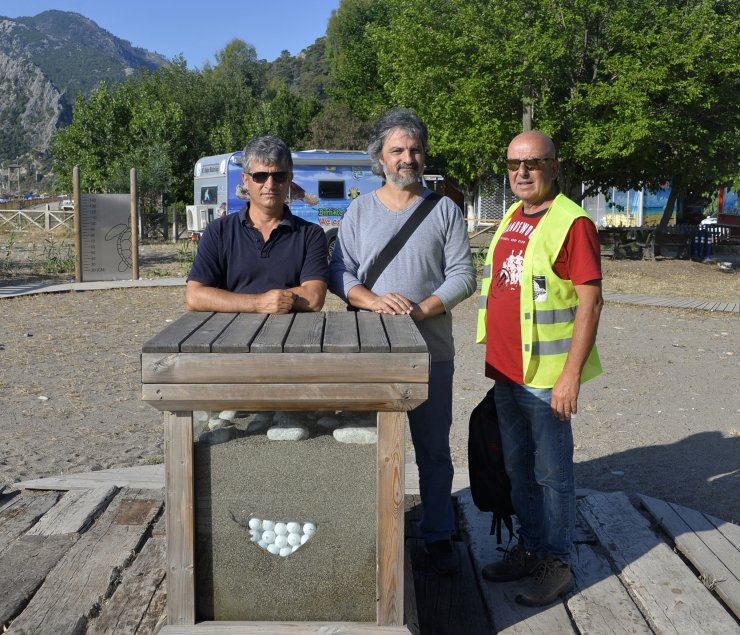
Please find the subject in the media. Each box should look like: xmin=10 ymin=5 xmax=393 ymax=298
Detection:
xmin=328 ymin=189 xmax=476 ymax=362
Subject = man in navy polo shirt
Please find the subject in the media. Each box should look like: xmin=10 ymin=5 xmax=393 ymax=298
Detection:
xmin=186 ymin=135 xmax=328 ymax=313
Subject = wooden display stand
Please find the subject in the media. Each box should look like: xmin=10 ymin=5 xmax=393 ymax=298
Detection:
xmin=141 ymin=310 xmax=429 ymax=634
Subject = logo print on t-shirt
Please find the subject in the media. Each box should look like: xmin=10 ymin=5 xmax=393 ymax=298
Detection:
xmin=494 ymin=249 xmax=524 ymax=291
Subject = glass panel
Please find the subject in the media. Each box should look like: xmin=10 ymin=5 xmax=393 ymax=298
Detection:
xmin=193 ymin=409 xmax=377 ymax=621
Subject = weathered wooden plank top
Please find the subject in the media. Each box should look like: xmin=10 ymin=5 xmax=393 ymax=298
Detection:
xmin=142 ymin=311 xmax=427 ymax=356
xmin=141 ymin=312 xmax=430 ymax=410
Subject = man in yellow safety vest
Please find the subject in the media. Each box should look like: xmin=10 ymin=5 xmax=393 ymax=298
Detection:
xmin=476 ymin=131 xmax=603 ymax=606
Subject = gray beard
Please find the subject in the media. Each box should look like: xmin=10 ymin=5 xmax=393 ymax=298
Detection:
xmin=384 ymin=169 xmax=422 ymax=188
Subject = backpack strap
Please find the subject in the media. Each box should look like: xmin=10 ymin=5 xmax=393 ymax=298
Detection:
xmin=363 ymin=192 xmax=441 ymax=291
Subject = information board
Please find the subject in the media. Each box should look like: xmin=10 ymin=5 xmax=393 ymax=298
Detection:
xmin=80 ymin=194 xmax=132 ymax=281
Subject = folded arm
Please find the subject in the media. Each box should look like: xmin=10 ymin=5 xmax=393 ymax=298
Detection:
xmin=186 ymin=279 xmax=326 ymax=314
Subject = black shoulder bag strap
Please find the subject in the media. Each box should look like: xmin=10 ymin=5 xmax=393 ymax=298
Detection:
xmin=364 ymin=192 xmax=441 ymax=291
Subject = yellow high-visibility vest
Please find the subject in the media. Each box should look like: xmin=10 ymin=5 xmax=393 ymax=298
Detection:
xmin=476 ymin=193 xmax=602 ymax=388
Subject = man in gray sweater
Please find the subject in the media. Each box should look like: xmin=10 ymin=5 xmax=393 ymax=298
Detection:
xmin=329 ymin=107 xmax=476 ymax=575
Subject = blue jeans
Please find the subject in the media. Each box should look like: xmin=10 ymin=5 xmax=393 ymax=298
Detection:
xmin=494 ymin=382 xmax=575 ymax=563
xmin=408 ymin=360 xmax=455 ymax=543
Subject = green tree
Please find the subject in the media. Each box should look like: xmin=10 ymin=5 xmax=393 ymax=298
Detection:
xmin=326 ymin=0 xmax=739 ymax=218
xmin=309 ymin=102 xmax=372 ymax=150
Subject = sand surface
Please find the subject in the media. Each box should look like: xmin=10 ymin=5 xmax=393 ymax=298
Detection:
xmin=1 ymin=271 xmax=738 ymax=523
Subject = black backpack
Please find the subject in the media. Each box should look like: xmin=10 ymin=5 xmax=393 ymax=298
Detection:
xmin=468 ymin=386 xmax=515 ymax=543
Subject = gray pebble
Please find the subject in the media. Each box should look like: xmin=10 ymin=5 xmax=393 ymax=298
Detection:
xmin=333 ymin=425 xmax=378 ymax=444
xmin=267 ymin=423 xmax=309 ymax=441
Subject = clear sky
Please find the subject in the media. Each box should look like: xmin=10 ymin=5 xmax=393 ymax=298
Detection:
xmin=1 ymin=0 xmax=342 ymax=67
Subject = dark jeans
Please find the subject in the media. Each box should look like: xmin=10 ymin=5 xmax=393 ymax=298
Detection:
xmin=408 ymin=360 xmax=455 ymax=543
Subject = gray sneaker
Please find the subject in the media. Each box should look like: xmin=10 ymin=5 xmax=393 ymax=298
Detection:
xmin=482 ymin=544 xmax=542 ymax=582
xmin=515 ymin=555 xmax=574 ymax=606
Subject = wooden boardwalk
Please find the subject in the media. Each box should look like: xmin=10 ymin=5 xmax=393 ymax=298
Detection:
xmin=2 ymin=466 xmax=738 ymax=634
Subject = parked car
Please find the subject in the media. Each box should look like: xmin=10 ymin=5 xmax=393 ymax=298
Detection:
xmin=61 ymin=199 xmax=74 ymax=211
xmin=700 ymin=213 xmax=718 ymax=226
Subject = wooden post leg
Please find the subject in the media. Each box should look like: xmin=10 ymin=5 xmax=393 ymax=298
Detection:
xmin=164 ymin=410 xmax=195 ymax=625
xmin=376 ymin=411 xmax=406 ymax=626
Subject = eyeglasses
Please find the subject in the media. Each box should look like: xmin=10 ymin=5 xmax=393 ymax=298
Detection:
xmin=505 ymin=158 xmax=556 ymax=172
xmin=246 ymin=171 xmax=289 ymax=184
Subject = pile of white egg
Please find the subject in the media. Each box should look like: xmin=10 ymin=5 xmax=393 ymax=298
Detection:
xmin=247 ymin=518 xmax=316 ymax=557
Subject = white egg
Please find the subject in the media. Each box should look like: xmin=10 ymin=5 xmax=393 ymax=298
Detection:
xmin=291 ymin=545 xmax=300 ymax=552
xmin=262 ymin=520 xmax=275 ymax=531
xmin=261 ymin=530 xmax=276 ymax=544
xmin=248 ymin=518 xmax=262 ymax=531
xmin=258 ymin=540 xmax=267 ymax=549
xmin=286 ymin=522 xmax=301 ymax=534
xmin=275 ymin=535 xmax=288 ymax=548
xmin=274 ymin=522 xmax=288 ymax=536
xmin=300 ymin=534 xmax=309 ymax=545
xmin=279 ymin=547 xmax=292 ymax=557
xmin=267 ymin=543 xmax=279 ymax=554
xmin=302 ymin=522 xmax=316 ymax=536
xmin=287 ymin=532 xmax=301 ymax=546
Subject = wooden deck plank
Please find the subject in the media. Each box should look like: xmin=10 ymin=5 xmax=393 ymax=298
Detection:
xmin=568 ymin=543 xmax=652 ymax=634
xmin=578 ymin=491 xmax=739 ymax=634
xmin=640 ymin=494 xmax=740 ymax=618
xmin=15 ymin=465 xmax=165 ymax=492
xmin=0 ymin=491 xmax=60 ymax=555
xmin=406 ymin=537 xmax=492 ymax=634
xmin=457 ymin=489 xmax=577 ymax=634
xmin=250 ymin=313 xmax=295 ymax=353
xmin=381 ymin=315 xmax=428 ymax=353
xmin=26 ymin=486 xmax=117 ymax=536
xmin=211 ymin=313 xmax=267 ymax=353
xmin=0 ymin=534 xmax=78 ymax=627
xmin=403 ymin=546 xmax=420 ymax=635
xmin=283 ymin=312 xmax=325 ymax=353
xmin=180 ymin=313 xmax=237 ymax=353
xmin=6 ymin=488 xmax=162 ymax=635
xmin=141 ymin=312 xmax=213 ymax=353
xmin=86 ymin=533 xmax=167 ymax=635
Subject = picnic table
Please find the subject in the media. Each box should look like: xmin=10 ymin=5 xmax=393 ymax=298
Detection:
xmin=140 ymin=310 xmax=430 ymax=634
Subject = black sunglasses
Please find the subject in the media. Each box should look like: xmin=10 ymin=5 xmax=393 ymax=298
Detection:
xmin=505 ymin=158 xmax=556 ymax=172
xmin=246 ymin=171 xmax=289 ymax=184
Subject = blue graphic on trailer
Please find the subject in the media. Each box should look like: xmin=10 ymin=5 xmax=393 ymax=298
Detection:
xmin=216 ymin=151 xmax=381 ymax=226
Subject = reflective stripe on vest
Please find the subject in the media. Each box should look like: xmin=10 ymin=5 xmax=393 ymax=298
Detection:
xmin=524 ymin=338 xmax=572 ymax=355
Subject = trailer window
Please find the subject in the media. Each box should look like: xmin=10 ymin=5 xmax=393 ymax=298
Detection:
xmin=319 ymin=181 xmax=345 ymax=199
xmin=200 ymin=186 xmax=218 ymax=204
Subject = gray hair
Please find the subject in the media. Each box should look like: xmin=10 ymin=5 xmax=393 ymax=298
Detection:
xmin=367 ymin=108 xmax=428 ymax=177
xmin=242 ymin=135 xmax=293 ymax=174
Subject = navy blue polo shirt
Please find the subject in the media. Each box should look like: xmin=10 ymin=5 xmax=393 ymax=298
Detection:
xmin=187 ymin=204 xmax=328 ymax=293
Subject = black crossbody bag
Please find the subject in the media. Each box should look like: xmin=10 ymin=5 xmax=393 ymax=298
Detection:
xmin=347 ymin=192 xmax=441 ymax=311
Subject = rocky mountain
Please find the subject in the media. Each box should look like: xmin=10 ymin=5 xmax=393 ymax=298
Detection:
xmin=0 ymin=10 xmax=169 ymax=182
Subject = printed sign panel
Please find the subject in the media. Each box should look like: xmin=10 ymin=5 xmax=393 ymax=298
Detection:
xmin=80 ymin=193 xmax=132 ymax=281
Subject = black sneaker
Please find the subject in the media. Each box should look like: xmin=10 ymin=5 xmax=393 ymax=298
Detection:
xmin=482 ymin=543 xmax=542 ymax=582
xmin=515 ymin=555 xmax=574 ymax=606
xmin=424 ymin=539 xmax=459 ymax=576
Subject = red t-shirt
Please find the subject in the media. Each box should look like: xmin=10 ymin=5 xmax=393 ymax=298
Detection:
xmin=485 ymin=205 xmax=601 ymax=384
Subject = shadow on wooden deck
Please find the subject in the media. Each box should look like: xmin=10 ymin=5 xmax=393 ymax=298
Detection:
xmin=1 ymin=467 xmax=738 ymax=634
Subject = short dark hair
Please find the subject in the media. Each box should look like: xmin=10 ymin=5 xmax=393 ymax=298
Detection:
xmin=367 ymin=108 xmax=428 ymax=177
xmin=243 ymin=135 xmax=293 ymax=174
